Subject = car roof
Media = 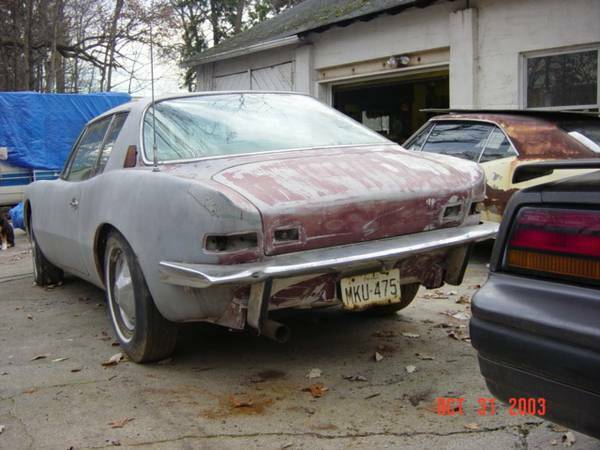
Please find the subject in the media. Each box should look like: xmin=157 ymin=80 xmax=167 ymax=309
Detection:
xmin=92 ymin=90 xmax=309 ymax=122
xmin=426 ymin=111 xmax=599 ymax=160
xmin=423 ymin=109 xmax=600 ymax=121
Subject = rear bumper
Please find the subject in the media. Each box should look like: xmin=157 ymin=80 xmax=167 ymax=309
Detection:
xmin=159 ymin=221 xmax=498 ymax=288
xmin=471 ymin=273 xmax=600 ymax=438
xmin=478 ymin=355 xmax=600 ymax=439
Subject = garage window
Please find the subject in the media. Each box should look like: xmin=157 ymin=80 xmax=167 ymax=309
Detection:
xmin=525 ymin=47 xmax=599 ymax=110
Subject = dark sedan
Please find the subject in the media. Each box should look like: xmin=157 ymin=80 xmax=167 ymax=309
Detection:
xmin=470 ymin=159 xmax=600 ymax=438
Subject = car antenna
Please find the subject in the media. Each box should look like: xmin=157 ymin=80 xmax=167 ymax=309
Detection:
xmin=149 ymin=1 xmax=160 ymax=172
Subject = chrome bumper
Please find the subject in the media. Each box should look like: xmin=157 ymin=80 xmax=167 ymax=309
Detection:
xmin=159 ymin=222 xmax=498 ymax=289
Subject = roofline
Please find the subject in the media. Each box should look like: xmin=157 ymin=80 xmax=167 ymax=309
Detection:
xmin=187 ymin=0 xmax=436 ymax=67
xmin=185 ymin=35 xmax=301 ymax=67
xmin=422 ymin=108 xmax=600 ymax=118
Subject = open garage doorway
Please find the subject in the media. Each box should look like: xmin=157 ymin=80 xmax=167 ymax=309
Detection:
xmin=332 ymin=71 xmax=449 ymax=144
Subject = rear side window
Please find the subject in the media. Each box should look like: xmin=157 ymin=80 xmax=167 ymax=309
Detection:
xmin=422 ymin=122 xmax=494 ymax=161
xmin=479 ymin=128 xmax=518 ymax=162
xmin=66 ymin=118 xmax=112 ymax=181
xmin=97 ymin=113 xmax=128 ymax=172
xmin=404 ymin=124 xmax=432 ymax=150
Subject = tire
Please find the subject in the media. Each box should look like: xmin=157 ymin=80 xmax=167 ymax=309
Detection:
xmin=104 ymin=230 xmax=177 ymax=363
xmin=359 ymin=283 xmax=420 ymax=316
xmin=30 ymin=227 xmax=63 ymax=287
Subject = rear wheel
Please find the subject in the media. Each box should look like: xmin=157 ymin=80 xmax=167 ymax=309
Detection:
xmin=359 ymin=283 xmax=420 ymax=316
xmin=30 ymin=226 xmax=63 ymax=287
xmin=104 ymin=230 xmax=177 ymax=363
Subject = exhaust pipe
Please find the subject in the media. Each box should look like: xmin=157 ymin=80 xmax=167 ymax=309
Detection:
xmin=261 ymin=319 xmax=291 ymax=343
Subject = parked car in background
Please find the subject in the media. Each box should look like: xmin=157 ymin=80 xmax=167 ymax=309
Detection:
xmin=404 ymin=111 xmax=600 ymax=222
xmin=471 ymin=159 xmax=600 ymax=438
xmin=24 ymin=92 xmax=497 ymax=363
xmin=0 ymin=161 xmax=60 ymax=207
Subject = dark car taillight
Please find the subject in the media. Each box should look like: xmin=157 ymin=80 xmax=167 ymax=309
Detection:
xmin=504 ymin=207 xmax=600 ymax=284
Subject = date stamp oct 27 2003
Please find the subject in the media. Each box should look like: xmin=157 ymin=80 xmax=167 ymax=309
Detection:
xmin=436 ymin=397 xmax=547 ymax=417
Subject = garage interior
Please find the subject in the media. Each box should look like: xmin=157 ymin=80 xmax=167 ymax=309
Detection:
xmin=333 ymin=71 xmax=449 ymax=144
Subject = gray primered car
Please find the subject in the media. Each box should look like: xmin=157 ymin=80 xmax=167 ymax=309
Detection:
xmin=24 ymin=92 xmax=496 ymax=362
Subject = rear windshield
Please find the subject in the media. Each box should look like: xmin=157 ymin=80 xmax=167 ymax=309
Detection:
xmin=143 ymin=93 xmax=390 ymax=162
xmin=559 ymin=120 xmax=600 ymax=152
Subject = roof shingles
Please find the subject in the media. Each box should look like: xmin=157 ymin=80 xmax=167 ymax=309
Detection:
xmin=191 ymin=0 xmax=421 ymax=63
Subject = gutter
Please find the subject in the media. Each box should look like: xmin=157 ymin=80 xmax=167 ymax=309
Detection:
xmin=184 ymin=35 xmax=301 ymax=66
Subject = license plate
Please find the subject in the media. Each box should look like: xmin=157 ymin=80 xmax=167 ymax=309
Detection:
xmin=340 ymin=269 xmax=401 ymax=309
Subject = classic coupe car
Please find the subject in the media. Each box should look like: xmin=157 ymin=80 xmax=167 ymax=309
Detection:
xmin=24 ymin=92 xmax=496 ymax=362
xmin=404 ymin=111 xmax=600 ymax=222
xmin=471 ymin=159 xmax=600 ymax=438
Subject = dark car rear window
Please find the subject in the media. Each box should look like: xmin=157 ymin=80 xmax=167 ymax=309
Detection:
xmin=421 ymin=122 xmax=493 ymax=161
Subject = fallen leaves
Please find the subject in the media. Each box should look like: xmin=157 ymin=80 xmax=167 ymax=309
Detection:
xmin=447 ymin=329 xmax=471 ymax=343
xmin=464 ymin=422 xmax=480 ymax=430
xmin=102 ymin=353 xmax=124 ymax=367
xmin=0 ymin=424 xmax=5 ymax=434
xmin=405 ymin=365 xmax=417 ymax=373
xmin=562 ymin=431 xmax=576 ymax=447
xmin=306 ymin=368 xmax=322 ymax=379
xmin=303 ymin=383 xmax=328 ymax=398
xmin=51 ymin=357 xmax=68 ymax=363
xmin=70 ymin=368 xmax=82 ymax=373
xmin=342 ymin=374 xmax=367 ymax=382
xmin=455 ymin=295 xmax=471 ymax=305
xmin=108 ymin=417 xmax=134 ymax=429
xmin=30 ymin=354 xmax=48 ymax=361
xmin=415 ymin=353 xmax=434 ymax=361
xmin=22 ymin=388 xmax=37 ymax=394
xmin=229 ymin=395 xmax=254 ymax=408
xmin=401 ymin=332 xmax=420 ymax=339
xmin=373 ymin=351 xmax=384 ymax=362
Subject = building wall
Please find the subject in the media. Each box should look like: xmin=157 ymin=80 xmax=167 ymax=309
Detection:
xmin=475 ymin=0 xmax=600 ymax=108
xmin=195 ymin=0 xmax=600 ymax=109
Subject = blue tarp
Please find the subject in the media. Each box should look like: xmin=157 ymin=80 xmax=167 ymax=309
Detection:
xmin=0 ymin=92 xmax=130 ymax=170
xmin=9 ymin=202 xmax=24 ymax=230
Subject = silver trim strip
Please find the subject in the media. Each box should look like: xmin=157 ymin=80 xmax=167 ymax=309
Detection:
xmin=159 ymin=222 xmax=498 ymax=288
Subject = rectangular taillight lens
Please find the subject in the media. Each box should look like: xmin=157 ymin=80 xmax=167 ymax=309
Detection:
xmin=504 ymin=207 xmax=600 ymax=284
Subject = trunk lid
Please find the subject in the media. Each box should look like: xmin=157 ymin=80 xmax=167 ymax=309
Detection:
xmin=210 ymin=145 xmax=485 ymax=255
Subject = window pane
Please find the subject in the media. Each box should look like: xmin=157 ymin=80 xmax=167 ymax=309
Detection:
xmin=479 ymin=128 xmax=518 ymax=162
xmin=527 ymin=50 xmax=598 ymax=107
xmin=421 ymin=122 xmax=493 ymax=161
xmin=68 ymin=118 xmax=111 ymax=181
xmin=97 ymin=114 xmax=128 ymax=172
xmin=143 ymin=94 xmax=389 ymax=162
xmin=404 ymin=124 xmax=431 ymax=150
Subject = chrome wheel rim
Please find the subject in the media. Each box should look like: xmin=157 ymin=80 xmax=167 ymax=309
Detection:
xmin=106 ymin=245 xmax=136 ymax=343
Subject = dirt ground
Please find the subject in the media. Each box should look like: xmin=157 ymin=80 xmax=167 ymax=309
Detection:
xmin=1 ymin=230 xmax=598 ymax=450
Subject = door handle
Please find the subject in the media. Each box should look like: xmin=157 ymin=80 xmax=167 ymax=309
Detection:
xmin=69 ymin=198 xmax=79 ymax=209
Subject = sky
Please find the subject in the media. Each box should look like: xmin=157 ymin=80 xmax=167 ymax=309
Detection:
xmin=110 ymin=41 xmax=188 ymax=97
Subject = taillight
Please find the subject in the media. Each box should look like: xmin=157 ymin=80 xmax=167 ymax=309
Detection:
xmin=504 ymin=207 xmax=600 ymax=284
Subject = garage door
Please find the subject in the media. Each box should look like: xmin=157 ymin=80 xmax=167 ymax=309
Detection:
xmin=214 ymin=71 xmax=250 ymax=90
xmin=213 ymin=62 xmax=293 ymax=91
xmin=251 ymin=63 xmax=293 ymax=91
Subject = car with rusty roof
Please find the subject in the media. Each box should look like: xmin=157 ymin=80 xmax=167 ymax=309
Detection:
xmin=23 ymin=92 xmax=496 ymax=362
xmin=404 ymin=110 xmax=600 ymax=222
xmin=471 ymin=159 xmax=600 ymax=438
